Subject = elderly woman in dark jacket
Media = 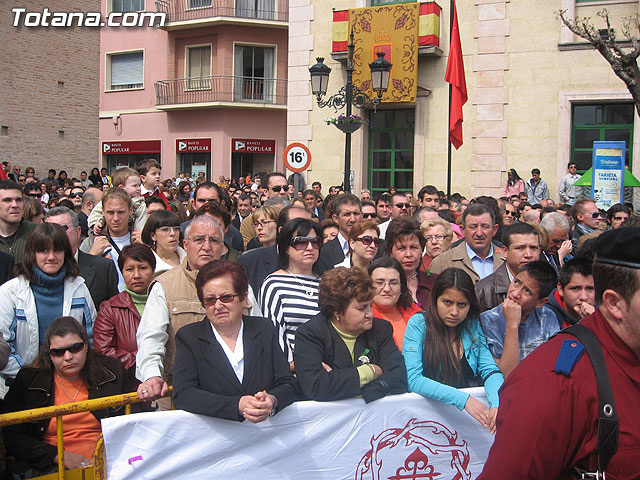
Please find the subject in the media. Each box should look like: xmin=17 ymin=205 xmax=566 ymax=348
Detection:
xmin=2 ymin=316 xmax=133 ymax=473
xmin=294 ymin=267 xmax=407 ymax=403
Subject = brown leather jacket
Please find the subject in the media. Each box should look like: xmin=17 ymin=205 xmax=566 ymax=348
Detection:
xmin=474 ymin=262 xmax=511 ymax=312
xmin=94 ymin=291 xmax=141 ymax=370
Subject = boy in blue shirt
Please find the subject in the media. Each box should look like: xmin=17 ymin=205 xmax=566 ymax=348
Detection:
xmin=480 ymin=261 xmax=558 ymax=377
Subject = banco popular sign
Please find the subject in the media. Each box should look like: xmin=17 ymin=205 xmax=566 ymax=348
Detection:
xmin=232 ymin=138 xmax=275 ymax=154
xmin=176 ymin=139 xmax=211 ymax=153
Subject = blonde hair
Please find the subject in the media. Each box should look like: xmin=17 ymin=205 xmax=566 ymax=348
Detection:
xmin=111 ymin=167 xmax=139 ymax=188
xmin=420 ymin=218 xmax=453 ymax=239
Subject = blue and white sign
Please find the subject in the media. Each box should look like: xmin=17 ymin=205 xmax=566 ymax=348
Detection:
xmin=591 ymin=141 xmax=625 ymax=210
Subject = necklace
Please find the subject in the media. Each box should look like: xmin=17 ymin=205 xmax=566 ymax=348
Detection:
xmin=56 ymin=372 xmax=83 ymax=402
xmin=286 ymin=269 xmax=317 ymax=297
xmin=408 ymin=271 xmax=418 ymax=280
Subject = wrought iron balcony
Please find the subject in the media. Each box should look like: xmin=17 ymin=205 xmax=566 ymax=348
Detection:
xmin=155 ymin=0 xmax=288 ymax=25
xmin=154 ymin=75 xmax=287 ymax=108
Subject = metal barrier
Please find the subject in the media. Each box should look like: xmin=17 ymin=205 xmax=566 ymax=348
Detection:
xmin=0 ymin=390 xmax=171 ymax=480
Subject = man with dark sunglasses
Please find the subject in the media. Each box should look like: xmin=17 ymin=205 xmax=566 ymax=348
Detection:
xmin=266 ymin=172 xmax=289 ymax=199
xmin=571 ymin=199 xmax=600 ymax=252
xmin=361 ymin=201 xmax=377 ymax=221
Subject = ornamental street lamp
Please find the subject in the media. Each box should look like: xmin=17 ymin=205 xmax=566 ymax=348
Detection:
xmin=309 ymin=31 xmax=392 ymax=193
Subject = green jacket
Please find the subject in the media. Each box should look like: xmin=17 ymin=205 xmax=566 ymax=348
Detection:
xmin=0 ymin=220 xmax=35 ymax=264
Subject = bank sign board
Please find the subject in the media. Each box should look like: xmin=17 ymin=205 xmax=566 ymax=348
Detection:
xmin=591 ymin=141 xmax=625 ymax=210
xmin=176 ymin=139 xmax=211 ymax=153
xmin=102 ymin=140 xmax=161 ymax=154
xmin=232 ymin=138 xmax=275 ymax=154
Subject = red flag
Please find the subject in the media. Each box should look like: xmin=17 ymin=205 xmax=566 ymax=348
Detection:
xmin=445 ymin=0 xmax=467 ymax=150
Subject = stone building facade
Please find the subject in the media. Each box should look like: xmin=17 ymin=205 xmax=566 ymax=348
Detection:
xmin=289 ymin=0 xmax=640 ymax=200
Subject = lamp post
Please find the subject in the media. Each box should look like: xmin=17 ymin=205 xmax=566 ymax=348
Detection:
xmin=309 ymin=31 xmax=392 ymax=193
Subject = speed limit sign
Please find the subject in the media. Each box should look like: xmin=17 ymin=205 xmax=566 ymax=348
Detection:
xmin=283 ymin=142 xmax=312 ymax=173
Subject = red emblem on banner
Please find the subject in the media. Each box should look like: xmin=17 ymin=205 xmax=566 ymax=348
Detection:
xmin=355 ymin=418 xmax=471 ymax=480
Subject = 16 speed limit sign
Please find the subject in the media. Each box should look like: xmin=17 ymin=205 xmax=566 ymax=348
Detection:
xmin=283 ymin=143 xmax=312 ymax=173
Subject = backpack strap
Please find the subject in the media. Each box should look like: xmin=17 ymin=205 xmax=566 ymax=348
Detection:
xmin=560 ymin=324 xmax=618 ymax=476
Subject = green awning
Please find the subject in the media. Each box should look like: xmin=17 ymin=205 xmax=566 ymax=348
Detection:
xmin=573 ymin=168 xmax=640 ymax=187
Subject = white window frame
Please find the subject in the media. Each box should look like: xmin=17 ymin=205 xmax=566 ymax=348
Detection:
xmin=185 ymin=0 xmax=212 ymax=11
xmin=184 ymin=43 xmax=213 ymax=91
xmin=232 ymin=41 xmax=277 ymax=103
xmin=108 ymin=0 xmax=145 ymax=14
xmin=105 ymin=49 xmax=145 ymax=92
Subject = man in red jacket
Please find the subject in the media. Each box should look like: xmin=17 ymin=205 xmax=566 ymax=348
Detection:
xmin=478 ymin=227 xmax=640 ymax=479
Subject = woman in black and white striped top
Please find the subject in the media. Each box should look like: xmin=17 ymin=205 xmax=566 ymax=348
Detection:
xmin=259 ymin=218 xmax=322 ymax=365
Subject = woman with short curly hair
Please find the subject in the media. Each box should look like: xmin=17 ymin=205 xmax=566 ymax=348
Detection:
xmin=294 ymin=267 xmax=408 ymax=403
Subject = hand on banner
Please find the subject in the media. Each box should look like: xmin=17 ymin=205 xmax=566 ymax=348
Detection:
xmin=487 ymin=407 xmax=498 ymax=434
xmin=137 ymin=376 xmax=169 ymax=401
xmin=239 ymin=391 xmax=274 ymax=423
xmin=55 ymin=451 xmax=93 ymax=470
xmin=464 ymin=396 xmax=490 ymax=429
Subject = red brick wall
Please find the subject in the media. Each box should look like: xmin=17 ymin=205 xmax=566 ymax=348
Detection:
xmin=0 ymin=0 xmax=100 ymax=180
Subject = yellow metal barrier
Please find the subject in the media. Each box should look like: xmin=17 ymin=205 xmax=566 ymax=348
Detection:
xmin=0 ymin=390 xmax=172 ymax=480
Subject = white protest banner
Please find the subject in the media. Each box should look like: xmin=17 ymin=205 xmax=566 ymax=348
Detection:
xmin=102 ymin=390 xmax=494 ymax=480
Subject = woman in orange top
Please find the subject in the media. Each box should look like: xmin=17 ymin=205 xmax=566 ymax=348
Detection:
xmin=2 ymin=317 xmax=133 ymax=474
xmin=368 ymin=257 xmax=423 ymax=350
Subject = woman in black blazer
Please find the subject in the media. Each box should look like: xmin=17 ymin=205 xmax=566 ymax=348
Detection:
xmin=294 ymin=267 xmax=407 ymax=403
xmin=172 ymin=260 xmax=297 ymax=422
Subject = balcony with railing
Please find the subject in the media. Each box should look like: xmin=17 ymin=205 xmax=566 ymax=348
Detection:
xmin=154 ymin=75 xmax=287 ymax=109
xmin=155 ymin=0 xmax=288 ymax=29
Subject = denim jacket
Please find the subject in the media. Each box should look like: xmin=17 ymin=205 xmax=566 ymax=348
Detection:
xmin=403 ymin=312 xmax=503 ymax=410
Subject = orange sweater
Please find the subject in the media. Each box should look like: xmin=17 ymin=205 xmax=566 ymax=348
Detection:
xmin=373 ymin=302 xmax=423 ymax=350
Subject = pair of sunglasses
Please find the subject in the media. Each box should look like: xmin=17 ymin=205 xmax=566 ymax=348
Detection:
xmin=289 ymin=236 xmax=321 ymax=250
xmin=50 ymin=342 xmax=84 ymax=357
xmin=355 ymin=235 xmax=382 ymax=247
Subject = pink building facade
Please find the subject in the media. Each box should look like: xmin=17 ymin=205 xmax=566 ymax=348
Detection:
xmin=99 ymin=0 xmax=288 ymax=181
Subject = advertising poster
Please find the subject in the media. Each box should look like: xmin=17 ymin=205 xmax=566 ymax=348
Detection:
xmin=591 ymin=141 xmax=625 ymax=210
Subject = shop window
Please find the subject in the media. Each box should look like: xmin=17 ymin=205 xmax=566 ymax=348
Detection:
xmin=107 ymin=51 xmax=143 ymax=90
xmin=236 ymin=0 xmax=275 ymax=20
xmin=111 ymin=0 xmax=144 ymax=13
xmin=186 ymin=45 xmax=211 ymax=90
xmin=571 ymin=103 xmax=634 ymax=172
xmin=233 ymin=45 xmax=275 ymax=102
xmin=368 ymin=109 xmax=415 ymax=195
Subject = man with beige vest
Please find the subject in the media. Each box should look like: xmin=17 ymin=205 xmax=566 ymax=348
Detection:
xmin=430 ymin=203 xmax=505 ymax=283
xmin=136 ymin=215 xmax=259 ymax=407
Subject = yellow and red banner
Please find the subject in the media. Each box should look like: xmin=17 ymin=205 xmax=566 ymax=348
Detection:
xmin=332 ymin=2 xmax=441 ymax=54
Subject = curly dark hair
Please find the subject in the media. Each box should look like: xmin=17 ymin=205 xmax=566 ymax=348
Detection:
xmin=318 ymin=267 xmax=374 ymax=317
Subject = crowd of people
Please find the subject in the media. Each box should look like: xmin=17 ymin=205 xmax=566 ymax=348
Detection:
xmin=0 ymin=158 xmax=637 ymax=478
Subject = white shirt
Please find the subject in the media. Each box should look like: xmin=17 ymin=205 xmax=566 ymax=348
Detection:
xmin=211 ymin=321 xmax=244 ymax=383
xmin=378 ymin=219 xmax=390 ymax=239
xmin=337 ymin=232 xmax=349 ymax=256
xmin=109 ymin=232 xmax=131 ymax=292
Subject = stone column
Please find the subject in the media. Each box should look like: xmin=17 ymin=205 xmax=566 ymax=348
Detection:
xmin=472 ymin=0 xmax=510 ymax=198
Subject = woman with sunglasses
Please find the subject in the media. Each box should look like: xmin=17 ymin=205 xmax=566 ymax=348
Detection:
xmin=258 ymin=218 xmax=322 ymax=365
xmin=173 ymin=261 xmax=297 ymax=421
xmin=0 ymin=223 xmax=96 ymax=396
xmin=2 ymin=316 xmax=132 ymax=473
xmin=385 ymin=217 xmax=437 ymax=309
xmin=335 ymin=219 xmax=381 ymax=269
xmin=141 ymin=210 xmax=186 ymax=275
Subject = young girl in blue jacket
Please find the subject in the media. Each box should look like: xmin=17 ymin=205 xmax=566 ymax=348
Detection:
xmin=403 ymin=267 xmax=503 ymax=433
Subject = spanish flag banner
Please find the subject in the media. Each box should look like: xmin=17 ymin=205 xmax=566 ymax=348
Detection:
xmin=350 ymin=2 xmax=419 ymax=103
